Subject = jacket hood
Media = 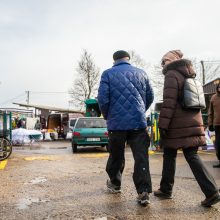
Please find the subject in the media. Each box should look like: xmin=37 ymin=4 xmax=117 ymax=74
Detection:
xmin=162 ymin=59 xmax=196 ymax=78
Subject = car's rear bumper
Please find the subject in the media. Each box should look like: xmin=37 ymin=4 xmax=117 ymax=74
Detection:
xmin=72 ymin=138 xmax=108 ymax=146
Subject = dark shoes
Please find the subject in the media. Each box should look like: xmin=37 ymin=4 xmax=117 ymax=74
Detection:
xmin=213 ymin=163 xmax=220 ymax=168
xmin=154 ymin=189 xmax=220 ymax=207
xmin=154 ymin=189 xmax=173 ymax=199
xmin=106 ymin=180 xmax=121 ymax=193
xmin=137 ymin=192 xmax=150 ymax=206
xmin=201 ymin=193 xmax=220 ymax=207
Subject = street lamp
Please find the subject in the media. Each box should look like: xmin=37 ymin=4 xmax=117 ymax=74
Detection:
xmin=200 ymin=60 xmax=205 ymax=85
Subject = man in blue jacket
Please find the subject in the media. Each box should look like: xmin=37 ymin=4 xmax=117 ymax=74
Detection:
xmin=97 ymin=50 xmax=154 ymax=206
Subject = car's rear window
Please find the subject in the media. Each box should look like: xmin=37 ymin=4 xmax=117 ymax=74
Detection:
xmin=76 ymin=118 xmax=106 ymax=128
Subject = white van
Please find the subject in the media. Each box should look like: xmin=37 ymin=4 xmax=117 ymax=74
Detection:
xmin=66 ymin=118 xmax=77 ymax=140
xmin=69 ymin=118 xmax=77 ymax=131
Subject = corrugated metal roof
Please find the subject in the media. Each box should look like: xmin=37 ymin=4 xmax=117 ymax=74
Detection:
xmin=13 ymin=102 xmax=84 ymax=114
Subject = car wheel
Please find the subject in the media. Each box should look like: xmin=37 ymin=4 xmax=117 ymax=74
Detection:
xmin=72 ymin=143 xmax=78 ymax=153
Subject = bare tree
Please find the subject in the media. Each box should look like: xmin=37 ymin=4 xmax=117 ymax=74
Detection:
xmin=191 ymin=58 xmax=220 ymax=84
xmin=128 ymin=50 xmax=164 ymax=102
xmin=69 ymin=50 xmax=100 ymax=109
xmin=202 ymin=61 xmax=220 ymax=84
xmin=128 ymin=50 xmax=149 ymax=69
xmin=149 ymin=64 xmax=164 ymax=102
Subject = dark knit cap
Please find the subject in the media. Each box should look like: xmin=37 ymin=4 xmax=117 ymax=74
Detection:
xmin=113 ymin=50 xmax=130 ymax=61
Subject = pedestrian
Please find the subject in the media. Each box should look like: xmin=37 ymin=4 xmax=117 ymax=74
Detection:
xmin=146 ymin=116 xmax=152 ymax=134
xmin=98 ymin=50 xmax=154 ymax=206
xmin=90 ymin=108 xmax=98 ymax=117
xmin=208 ymin=83 xmax=220 ymax=168
xmin=34 ymin=119 xmax=42 ymax=130
xmin=147 ymin=116 xmax=152 ymax=127
xmin=17 ymin=118 xmax=23 ymax=128
xmin=11 ymin=118 xmax=17 ymax=129
xmin=154 ymin=50 xmax=220 ymax=207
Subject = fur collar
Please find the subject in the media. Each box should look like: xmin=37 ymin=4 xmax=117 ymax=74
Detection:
xmin=162 ymin=59 xmax=196 ymax=78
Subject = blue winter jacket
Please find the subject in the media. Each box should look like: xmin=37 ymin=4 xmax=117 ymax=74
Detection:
xmin=97 ymin=60 xmax=154 ymax=131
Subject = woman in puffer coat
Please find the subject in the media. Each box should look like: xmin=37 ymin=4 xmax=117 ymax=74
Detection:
xmin=154 ymin=50 xmax=220 ymax=207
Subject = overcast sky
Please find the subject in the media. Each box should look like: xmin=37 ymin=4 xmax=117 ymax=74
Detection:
xmin=0 ymin=0 xmax=220 ymax=109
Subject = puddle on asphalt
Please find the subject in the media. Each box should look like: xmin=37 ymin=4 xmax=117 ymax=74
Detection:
xmin=13 ymin=145 xmax=42 ymax=150
xmin=94 ymin=217 xmax=117 ymax=220
xmin=26 ymin=177 xmax=47 ymax=185
xmin=94 ymin=218 xmax=108 ymax=220
xmin=49 ymin=147 xmax=67 ymax=149
xmin=14 ymin=146 xmax=67 ymax=151
xmin=16 ymin=198 xmax=49 ymax=210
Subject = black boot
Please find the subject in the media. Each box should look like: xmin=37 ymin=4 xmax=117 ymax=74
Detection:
xmin=213 ymin=161 xmax=220 ymax=168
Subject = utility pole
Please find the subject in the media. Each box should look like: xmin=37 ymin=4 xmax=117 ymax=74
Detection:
xmin=200 ymin=60 xmax=205 ymax=85
xmin=26 ymin=90 xmax=30 ymax=105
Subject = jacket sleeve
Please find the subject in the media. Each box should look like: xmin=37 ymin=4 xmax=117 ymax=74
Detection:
xmin=158 ymin=73 xmax=178 ymax=129
xmin=97 ymin=71 xmax=110 ymax=120
xmin=145 ymin=76 xmax=154 ymax=110
xmin=208 ymin=96 xmax=214 ymax=126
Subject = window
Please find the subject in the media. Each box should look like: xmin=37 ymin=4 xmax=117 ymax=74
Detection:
xmin=76 ymin=118 xmax=106 ymax=128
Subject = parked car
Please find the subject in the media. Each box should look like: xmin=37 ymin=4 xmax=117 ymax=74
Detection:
xmin=69 ymin=118 xmax=77 ymax=131
xmin=71 ymin=117 xmax=109 ymax=153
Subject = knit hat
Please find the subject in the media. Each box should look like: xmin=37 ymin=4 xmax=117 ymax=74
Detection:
xmin=162 ymin=50 xmax=183 ymax=64
xmin=113 ymin=50 xmax=130 ymax=61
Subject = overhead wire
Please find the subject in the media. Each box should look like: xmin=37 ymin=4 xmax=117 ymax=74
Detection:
xmin=202 ymin=60 xmax=220 ymax=63
xmin=0 ymin=92 xmax=26 ymax=105
xmin=0 ymin=91 xmax=71 ymax=106
xmin=30 ymin=91 xmax=68 ymax=94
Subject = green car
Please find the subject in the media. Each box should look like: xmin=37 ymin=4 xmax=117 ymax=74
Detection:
xmin=71 ymin=117 xmax=109 ymax=153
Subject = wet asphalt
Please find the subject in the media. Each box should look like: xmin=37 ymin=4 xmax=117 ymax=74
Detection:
xmin=0 ymin=140 xmax=220 ymax=220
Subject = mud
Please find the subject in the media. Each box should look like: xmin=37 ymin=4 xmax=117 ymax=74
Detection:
xmin=0 ymin=141 xmax=219 ymax=219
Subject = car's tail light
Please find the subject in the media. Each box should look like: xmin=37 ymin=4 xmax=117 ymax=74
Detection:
xmin=104 ymin=131 xmax=108 ymax=136
xmin=73 ymin=131 xmax=81 ymax=136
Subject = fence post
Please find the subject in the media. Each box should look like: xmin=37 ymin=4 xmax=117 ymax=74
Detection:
xmin=3 ymin=112 xmax=7 ymax=138
xmin=9 ymin=112 xmax=12 ymax=141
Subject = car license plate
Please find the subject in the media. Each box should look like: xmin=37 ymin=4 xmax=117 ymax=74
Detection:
xmin=87 ymin=138 xmax=100 ymax=141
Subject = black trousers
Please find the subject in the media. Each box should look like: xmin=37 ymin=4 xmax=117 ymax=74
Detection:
xmin=106 ymin=129 xmax=152 ymax=194
xmin=160 ymin=147 xmax=218 ymax=198
xmin=214 ymin=126 xmax=220 ymax=161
